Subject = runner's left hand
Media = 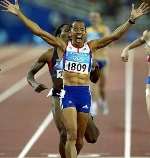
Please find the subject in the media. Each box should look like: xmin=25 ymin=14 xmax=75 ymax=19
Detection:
xmin=130 ymin=2 xmax=150 ymax=20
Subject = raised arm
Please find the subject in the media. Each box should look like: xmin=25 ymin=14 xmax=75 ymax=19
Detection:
xmin=27 ymin=49 xmax=52 ymax=93
xmin=0 ymin=0 xmax=65 ymax=48
xmin=121 ymin=36 xmax=145 ymax=62
xmin=88 ymin=3 xmax=150 ymax=51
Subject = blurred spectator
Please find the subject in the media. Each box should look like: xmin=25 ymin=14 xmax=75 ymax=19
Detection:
xmin=0 ymin=30 xmax=8 ymax=45
xmin=0 ymin=0 xmax=149 ymax=44
xmin=87 ymin=11 xmax=110 ymax=116
xmin=105 ymin=0 xmax=120 ymax=16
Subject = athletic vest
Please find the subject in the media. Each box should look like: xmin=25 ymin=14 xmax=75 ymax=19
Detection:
xmin=63 ymin=42 xmax=92 ymax=74
xmin=47 ymin=48 xmax=63 ymax=79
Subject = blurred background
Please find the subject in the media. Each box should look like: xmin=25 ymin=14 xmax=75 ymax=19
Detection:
xmin=0 ymin=0 xmax=150 ymax=157
xmin=0 ymin=0 xmax=149 ymax=44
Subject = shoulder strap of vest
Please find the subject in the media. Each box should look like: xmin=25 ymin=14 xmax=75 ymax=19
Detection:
xmin=51 ymin=47 xmax=59 ymax=67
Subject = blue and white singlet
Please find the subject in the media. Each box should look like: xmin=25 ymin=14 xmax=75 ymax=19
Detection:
xmin=63 ymin=41 xmax=92 ymax=74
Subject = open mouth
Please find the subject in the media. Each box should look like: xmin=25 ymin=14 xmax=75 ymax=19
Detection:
xmin=76 ymin=35 xmax=82 ymax=42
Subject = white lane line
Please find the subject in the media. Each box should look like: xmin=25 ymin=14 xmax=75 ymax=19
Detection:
xmin=0 ymin=154 xmax=149 ymax=158
xmin=47 ymin=154 xmax=101 ymax=158
xmin=124 ymin=50 xmax=134 ymax=158
xmin=7 ymin=155 xmax=150 ymax=158
xmin=0 ymin=46 xmax=51 ymax=158
xmin=0 ymin=47 xmax=46 ymax=74
xmin=0 ymin=67 xmax=47 ymax=103
xmin=18 ymin=111 xmax=53 ymax=158
xmin=47 ymin=155 xmax=150 ymax=158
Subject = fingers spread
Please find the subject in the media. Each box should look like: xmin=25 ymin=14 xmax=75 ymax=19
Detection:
xmin=0 ymin=1 xmax=8 ymax=7
xmin=141 ymin=3 xmax=149 ymax=10
xmin=5 ymin=0 xmax=11 ymax=5
xmin=142 ymin=6 xmax=150 ymax=14
xmin=139 ymin=2 xmax=146 ymax=9
xmin=0 ymin=3 xmax=7 ymax=9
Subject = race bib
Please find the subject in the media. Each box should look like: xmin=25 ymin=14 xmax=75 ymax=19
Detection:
xmin=64 ymin=60 xmax=88 ymax=74
xmin=64 ymin=52 xmax=90 ymax=74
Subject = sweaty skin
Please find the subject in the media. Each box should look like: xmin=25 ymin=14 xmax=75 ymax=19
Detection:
xmin=1 ymin=1 xmax=149 ymax=87
xmin=27 ymin=24 xmax=100 ymax=158
xmin=1 ymin=1 xmax=149 ymax=158
xmin=27 ymin=48 xmax=99 ymax=157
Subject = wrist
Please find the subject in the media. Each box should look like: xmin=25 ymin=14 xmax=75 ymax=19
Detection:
xmin=16 ymin=7 xmax=21 ymax=15
xmin=123 ymin=48 xmax=129 ymax=54
xmin=129 ymin=15 xmax=136 ymax=24
xmin=128 ymin=18 xmax=135 ymax=24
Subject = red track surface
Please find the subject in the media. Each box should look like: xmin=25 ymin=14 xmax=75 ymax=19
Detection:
xmin=0 ymin=45 xmax=150 ymax=157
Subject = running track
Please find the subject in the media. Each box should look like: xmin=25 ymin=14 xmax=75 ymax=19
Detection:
xmin=0 ymin=45 xmax=150 ymax=157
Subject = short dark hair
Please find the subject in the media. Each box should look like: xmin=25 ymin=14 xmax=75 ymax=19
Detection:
xmin=72 ymin=19 xmax=83 ymax=23
xmin=71 ymin=19 xmax=86 ymax=30
xmin=71 ymin=19 xmax=84 ymax=26
xmin=55 ymin=24 xmax=71 ymax=37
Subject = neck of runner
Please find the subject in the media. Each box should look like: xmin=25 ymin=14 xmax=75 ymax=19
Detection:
xmin=71 ymin=41 xmax=84 ymax=49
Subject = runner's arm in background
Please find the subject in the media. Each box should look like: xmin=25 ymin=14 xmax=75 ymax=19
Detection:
xmin=121 ymin=36 xmax=145 ymax=62
xmin=27 ymin=49 xmax=52 ymax=93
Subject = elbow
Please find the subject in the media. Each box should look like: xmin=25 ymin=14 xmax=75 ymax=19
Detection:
xmin=112 ymin=34 xmax=120 ymax=41
xmin=32 ymin=29 xmax=42 ymax=36
xmin=26 ymin=72 xmax=30 ymax=84
xmin=111 ymin=31 xmax=123 ymax=41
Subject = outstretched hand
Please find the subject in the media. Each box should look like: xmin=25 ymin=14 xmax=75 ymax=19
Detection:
xmin=0 ymin=0 xmax=19 ymax=15
xmin=130 ymin=2 xmax=150 ymax=20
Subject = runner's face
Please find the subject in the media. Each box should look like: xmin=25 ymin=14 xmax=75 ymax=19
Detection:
xmin=60 ymin=25 xmax=70 ymax=42
xmin=71 ymin=21 xmax=87 ymax=47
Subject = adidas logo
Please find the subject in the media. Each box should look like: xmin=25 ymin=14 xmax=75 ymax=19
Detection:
xmin=68 ymin=100 xmax=72 ymax=104
xmin=82 ymin=105 xmax=88 ymax=109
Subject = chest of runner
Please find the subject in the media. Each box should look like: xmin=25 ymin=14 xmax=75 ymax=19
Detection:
xmin=63 ymin=42 xmax=92 ymax=74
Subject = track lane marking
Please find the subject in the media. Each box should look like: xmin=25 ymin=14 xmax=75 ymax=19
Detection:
xmin=0 ymin=67 xmax=47 ymax=103
xmin=0 ymin=47 xmax=47 ymax=74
